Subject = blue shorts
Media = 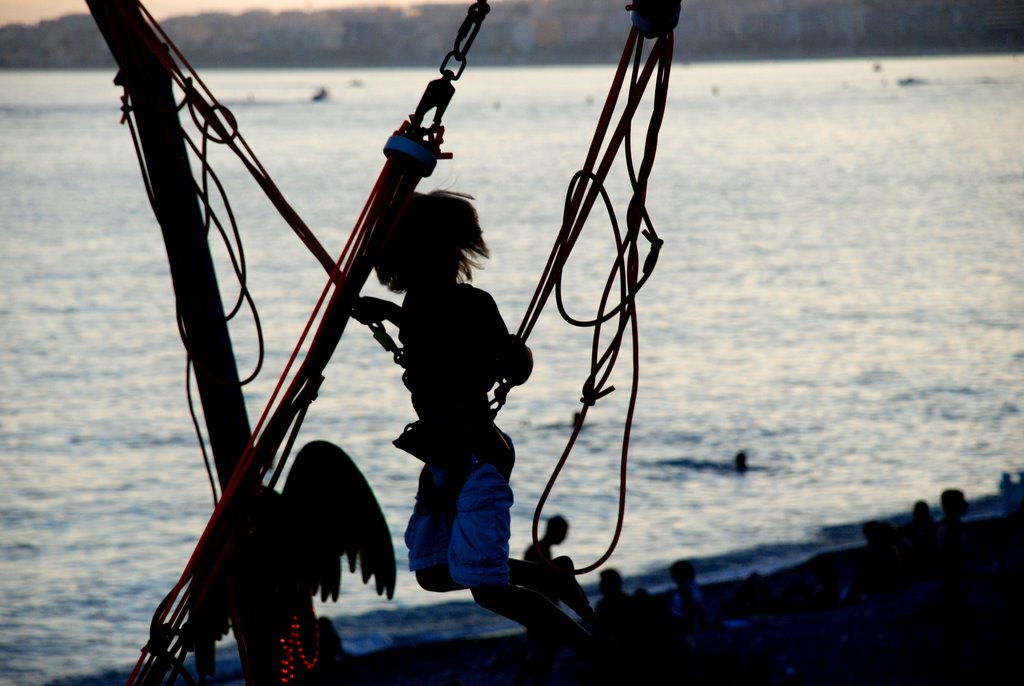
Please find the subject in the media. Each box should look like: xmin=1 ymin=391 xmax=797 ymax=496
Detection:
xmin=405 ymin=461 xmax=513 ymax=587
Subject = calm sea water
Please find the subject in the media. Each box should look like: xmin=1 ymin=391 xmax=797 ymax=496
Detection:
xmin=2 ymin=55 xmax=1023 ymax=684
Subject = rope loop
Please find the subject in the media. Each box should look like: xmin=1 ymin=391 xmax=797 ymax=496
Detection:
xmin=108 ymin=1 xmax=488 ymax=683
xmin=183 ymin=82 xmax=239 ymax=145
xmin=517 ymin=18 xmax=676 ymax=575
xmin=580 ymin=377 xmax=615 ymax=407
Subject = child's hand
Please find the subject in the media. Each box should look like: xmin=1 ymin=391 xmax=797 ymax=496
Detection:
xmin=501 ymin=335 xmax=534 ymax=387
xmin=352 ymin=296 xmax=400 ymax=325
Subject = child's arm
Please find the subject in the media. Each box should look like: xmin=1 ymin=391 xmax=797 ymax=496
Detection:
xmin=352 ymin=296 xmax=403 ymax=327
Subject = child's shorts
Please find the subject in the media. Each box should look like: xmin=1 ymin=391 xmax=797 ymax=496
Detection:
xmin=449 ymin=461 xmax=513 ymax=586
xmin=404 ymin=461 xmax=513 ymax=587
xmin=405 ymin=471 xmax=453 ymax=572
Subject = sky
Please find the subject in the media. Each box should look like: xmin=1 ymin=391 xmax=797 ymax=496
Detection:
xmin=0 ymin=1 xmax=465 ymax=26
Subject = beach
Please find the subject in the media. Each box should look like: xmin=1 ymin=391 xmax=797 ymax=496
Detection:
xmin=199 ymin=506 xmax=1022 ymax=686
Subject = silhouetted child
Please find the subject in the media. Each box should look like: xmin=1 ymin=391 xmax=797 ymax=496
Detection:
xmin=353 ymin=191 xmax=592 ymax=654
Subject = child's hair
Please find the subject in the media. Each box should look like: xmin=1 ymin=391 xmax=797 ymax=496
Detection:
xmin=375 ymin=190 xmax=489 ymax=292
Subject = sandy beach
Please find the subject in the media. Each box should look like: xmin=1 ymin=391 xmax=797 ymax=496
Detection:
xmin=209 ymin=509 xmax=1022 ymax=686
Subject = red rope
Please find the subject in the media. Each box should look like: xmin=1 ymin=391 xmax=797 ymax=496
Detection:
xmin=112 ymin=10 xmax=425 ymax=679
xmin=121 ymin=0 xmax=336 ymax=276
xmin=107 ymin=1 xmax=494 ymax=681
xmin=517 ymin=26 xmax=674 ymax=575
xmin=128 ymin=157 xmax=421 ymax=686
xmin=107 ymin=0 xmax=673 ymax=679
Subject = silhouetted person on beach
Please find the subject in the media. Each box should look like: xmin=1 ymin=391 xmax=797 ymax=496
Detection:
xmin=516 ymin=514 xmax=575 ymax=685
xmin=724 ymin=572 xmax=777 ymax=617
xmin=997 ymin=496 xmax=1024 ymax=636
xmin=936 ymin=488 xmax=969 ymax=674
xmin=631 ymin=587 xmax=677 ymax=680
xmin=593 ymin=569 xmax=632 ymax=642
xmin=900 ymin=500 xmax=937 ymax=582
xmin=353 ymin=191 xmax=593 ymax=655
xmin=844 ymin=520 xmax=908 ymax=603
xmin=778 ymin=553 xmax=842 ymax=613
xmin=808 ymin=555 xmax=841 ymax=611
xmin=525 ymin=515 xmax=570 ymax=565
xmin=584 ymin=569 xmax=633 ymax=682
xmin=588 ymin=569 xmax=671 ymax=683
xmin=666 ymin=560 xmax=706 ymax=680
xmin=669 ymin=560 xmax=708 ymax=633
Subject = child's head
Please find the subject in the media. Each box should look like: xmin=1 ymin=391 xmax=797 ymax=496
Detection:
xmin=375 ymin=190 xmax=489 ymax=292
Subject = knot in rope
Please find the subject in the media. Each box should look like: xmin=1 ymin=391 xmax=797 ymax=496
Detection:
xmin=580 ymin=376 xmax=615 ymax=407
xmin=516 ymin=15 xmax=675 ymax=576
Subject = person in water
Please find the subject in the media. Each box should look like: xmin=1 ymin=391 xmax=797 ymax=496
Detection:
xmin=352 ymin=190 xmax=593 ymax=651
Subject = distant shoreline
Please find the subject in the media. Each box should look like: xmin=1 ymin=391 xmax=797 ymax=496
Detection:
xmin=1 ymin=46 xmax=1018 ymax=72
xmin=3 ymin=1 xmax=1020 ymax=70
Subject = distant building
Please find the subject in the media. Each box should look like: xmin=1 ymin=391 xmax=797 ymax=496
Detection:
xmin=1 ymin=0 xmax=1020 ymax=69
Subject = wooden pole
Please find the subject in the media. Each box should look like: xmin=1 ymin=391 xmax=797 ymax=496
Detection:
xmin=86 ymin=0 xmax=251 ymax=490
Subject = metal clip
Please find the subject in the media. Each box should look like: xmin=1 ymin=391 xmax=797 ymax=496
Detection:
xmin=410 ymin=75 xmax=456 ymax=131
xmin=369 ymin=321 xmax=398 ymax=353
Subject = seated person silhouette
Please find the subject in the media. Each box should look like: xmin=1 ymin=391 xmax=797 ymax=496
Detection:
xmin=525 ymin=515 xmax=569 ymax=565
xmin=844 ymin=521 xmax=908 ymax=603
xmin=515 ymin=514 xmax=576 ymax=685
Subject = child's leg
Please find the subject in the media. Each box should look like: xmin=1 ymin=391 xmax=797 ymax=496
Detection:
xmin=508 ymin=558 xmax=594 ymax=621
xmin=415 ymin=564 xmax=465 ymax=593
xmin=471 ymin=584 xmax=594 ymax=655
